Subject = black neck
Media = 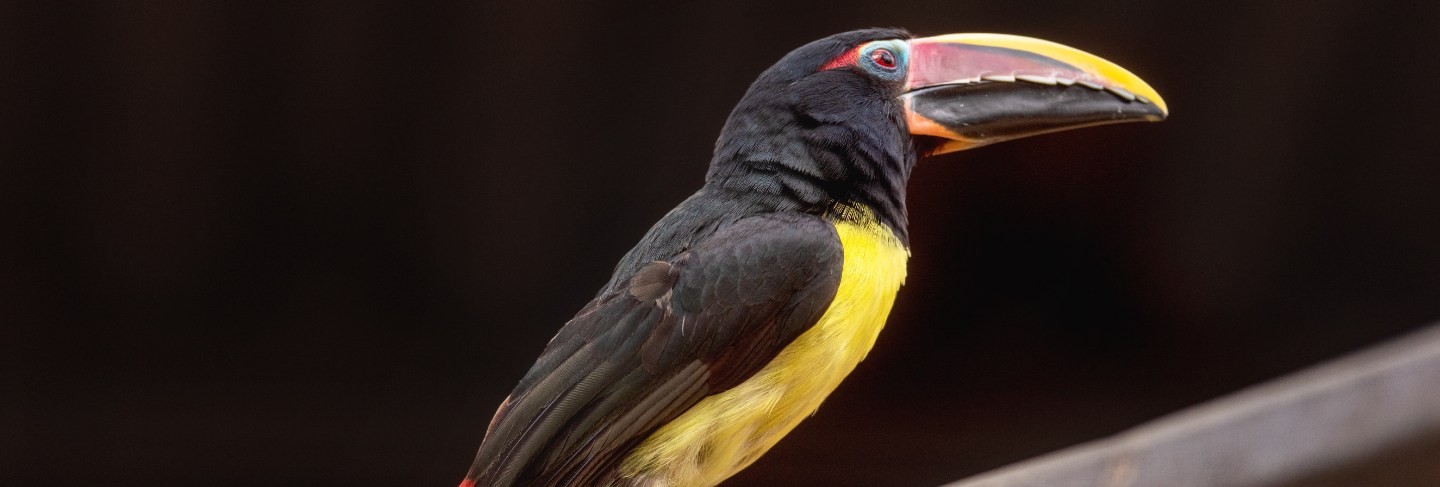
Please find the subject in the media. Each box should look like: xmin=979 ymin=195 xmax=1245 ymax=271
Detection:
xmin=704 ymin=102 xmax=915 ymax=243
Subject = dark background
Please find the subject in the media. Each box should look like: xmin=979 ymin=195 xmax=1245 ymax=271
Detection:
xmin=6 ymin=1 xmax=1440 ymax=486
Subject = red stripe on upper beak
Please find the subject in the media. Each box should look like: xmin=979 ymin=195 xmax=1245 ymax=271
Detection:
xmin=904 ymin=34 xmax=1167 ymax=114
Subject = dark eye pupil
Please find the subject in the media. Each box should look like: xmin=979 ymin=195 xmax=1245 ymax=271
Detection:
xmin=871 ymin=49 xmax=896 ymax=69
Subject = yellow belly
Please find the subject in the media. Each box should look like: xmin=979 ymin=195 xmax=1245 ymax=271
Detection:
xmin=617 ymin=213 xmax=909 ymax=487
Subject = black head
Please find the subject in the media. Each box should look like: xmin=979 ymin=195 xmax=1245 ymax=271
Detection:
xmin=703 ymin=29 xmax=1169 ymax=241
xmin=707 ymin=28 xmax=918 ymax=237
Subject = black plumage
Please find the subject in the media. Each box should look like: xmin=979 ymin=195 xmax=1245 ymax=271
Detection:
xmin=466 ymin=28 xmax=918 ymax=486
xmin=471 ymin=215 xmax=842 ymax=486
xmin=462 ymin=25 xmax=1169 ymax=486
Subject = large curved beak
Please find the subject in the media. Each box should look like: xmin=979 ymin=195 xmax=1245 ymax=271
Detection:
xmin=902 ymin=34 xmax=1168 ymax=156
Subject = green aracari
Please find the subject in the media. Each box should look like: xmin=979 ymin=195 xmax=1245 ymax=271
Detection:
xmin=461 ymin=28 xmax=1167 ymax=487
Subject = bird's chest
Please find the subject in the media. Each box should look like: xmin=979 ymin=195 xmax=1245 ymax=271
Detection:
xmin=795 ymin=217 xmax=911 ymax=382
xmin=619 ymin=216 xmax=908 ymax=486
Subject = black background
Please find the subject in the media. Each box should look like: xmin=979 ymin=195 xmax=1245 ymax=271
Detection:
xmin=7 ymin=2 xmax=1440 ymax=486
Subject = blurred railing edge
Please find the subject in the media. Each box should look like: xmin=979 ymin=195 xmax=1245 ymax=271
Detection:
xmin=942 ymin=323 xmax=1440 ymax=487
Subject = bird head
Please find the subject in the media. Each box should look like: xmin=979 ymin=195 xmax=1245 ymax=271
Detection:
xmin=708 ymin=28 xmax=1167 ymax=235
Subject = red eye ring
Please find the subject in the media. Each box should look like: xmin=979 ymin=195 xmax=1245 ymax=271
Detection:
xmin=870 ymin=48 xmax=897 ymax=69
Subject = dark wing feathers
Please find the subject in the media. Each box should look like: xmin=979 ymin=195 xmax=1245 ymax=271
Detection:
xmin=628 ymin=260 xmax=677 ymax=301
xmin=466 ymin=213 xmax=843 ymax=486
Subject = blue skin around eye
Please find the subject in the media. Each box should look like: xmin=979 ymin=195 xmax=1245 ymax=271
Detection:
xmin=858 ymin=40 xmax=908 ymax=81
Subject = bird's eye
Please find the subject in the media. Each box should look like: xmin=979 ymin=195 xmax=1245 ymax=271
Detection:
xmin=851 ymin=41 xmax=906 ymax=81
xmin=870 ymin=49 xmax=897 ymax=70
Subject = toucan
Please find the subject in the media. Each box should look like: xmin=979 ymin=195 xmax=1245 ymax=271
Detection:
xmin=461 ymin=28 xmax=1167 ymax=487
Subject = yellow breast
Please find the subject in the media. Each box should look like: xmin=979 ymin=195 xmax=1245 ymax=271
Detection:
xmin=618 ymin=210 xmax=909 ymax=486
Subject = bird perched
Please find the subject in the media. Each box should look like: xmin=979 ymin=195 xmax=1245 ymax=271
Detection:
xmin=462 ymin=28 xmax=1166 ymax=487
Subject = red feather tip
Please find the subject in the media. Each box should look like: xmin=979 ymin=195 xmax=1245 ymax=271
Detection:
xmin=819 ymin=46 xmax=861 ymax=71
